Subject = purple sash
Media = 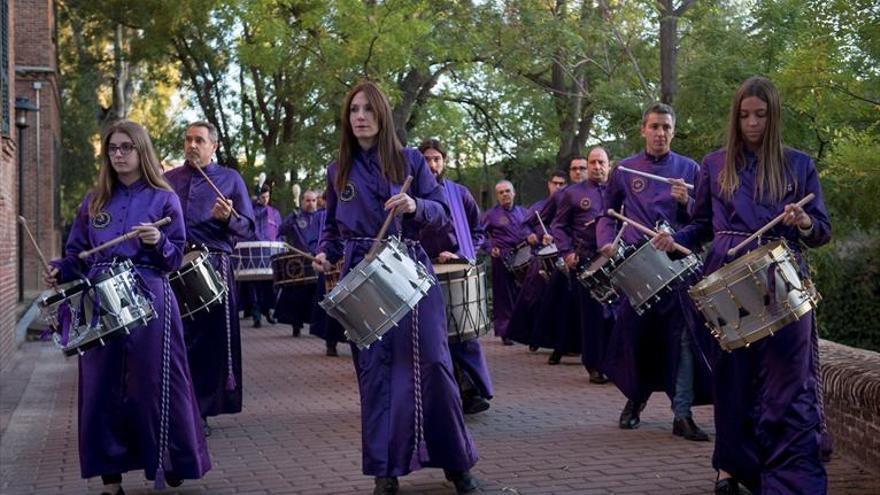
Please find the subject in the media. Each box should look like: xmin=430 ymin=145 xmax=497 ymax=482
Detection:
xmin=443 ymin=181 xmax=476 ymax=262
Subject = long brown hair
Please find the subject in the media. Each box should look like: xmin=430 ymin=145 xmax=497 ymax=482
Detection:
xmin=89 ymin=120 xmax=173 ymax=217
xmin=335 ymin=81 xmax=406 ymax=192
xmin=720 ymin=76 xmax=790 ymax=203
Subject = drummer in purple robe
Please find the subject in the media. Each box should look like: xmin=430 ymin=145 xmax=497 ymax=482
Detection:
xmin=46 ymin=121 xmax=210 ymax=494
xmin=654 ymin=76 xmax=832 ymax=495
xmin=505 ymin=170 xmax=565 ymax=353
xmin=596 ymin=102 xmax=711 ymax=441
xmin=417 ymin=138 xmax=494 ymax=415
xmin=550 ymin=147 xmax=614 ymax=383
xmin=165 ymin=121 xmax=255 ymax=436
xmin=239 ymin=184 xmax=281 ymax=328
xmin=311 ymin=82 xmax=479 ymax=495
xmin=479 ymin=180 xmax=534 ymax=344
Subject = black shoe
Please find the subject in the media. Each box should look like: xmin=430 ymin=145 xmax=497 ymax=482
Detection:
xmin=326 ymin=344 xmax=338 ymax=357
xmin=292 ymin=326 xmax=301 ymax=337
xmin=618 ymin=400 xmax=646 ymax=429
xmin=266 ymin=314 xmax=277 ymax=324
xmin=528 ymin=345 xmax=538 ymax=352
xmin=588 ymin=369 xmax=609 ymax=384
xmin=673 ymin=416 xmax=710 ymax=441
xmin=444 ymin=469 xmax=480 ymax=494
xmin=373 ymin=477 xmax=399 ymax=495
xmin=100 ymin=487 xmax=124 ymax=495
xmin=253 ymin=318 xmax=262 ymax=328
xmin=715 ymin=477 xmax=753 ymax=495
xmin=165 ymin=475 xmax=183 ymax=488
xmin=502 ymin=337 xmax=514 ymax=346
xmin=462 ymin=395 xmax=491 ymax=415
xmin=202 ymin=417 xmax=212 ymax=437
xmin=548 ymin=351 xmax=562 ymax=365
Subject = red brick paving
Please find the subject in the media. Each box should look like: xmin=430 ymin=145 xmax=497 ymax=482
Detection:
xmin=2 ymin=322 xmax=877 ymax=494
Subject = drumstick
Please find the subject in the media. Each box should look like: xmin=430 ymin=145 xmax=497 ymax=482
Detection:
xmin=535 ymin=211 xmax=550 ymax=237
xmin=726 ymin=193 xmax=816 ymax=257
xmin=366 ymin=175 xmax=414 ymax=260
xmin=17 ymin=215 xmax=59 ymax=290
xmin=282 ymin=243 xmax=320 ymax=263
xmin=618 ymin=165 xmax=694 ymax=190
xmin=193 ymin=163 xmax=241 ymax=219
xmin=605 ymin=209 xmax=692 ymax=256
xmin=78 ymin=217 xmax=172 ymax=259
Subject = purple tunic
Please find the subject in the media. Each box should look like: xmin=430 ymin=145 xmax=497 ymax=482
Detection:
xmin=479 ymin=203 xmax=530 ymax=337
xmin=420 ymin=178 xmax=493 ymax=400
xmin=238 ymin=201 xmax=281 ymax=316
xmin=596 ymin=151 xmax=712 ymax=405
xmin=318 ymin=147 xmax=478 ymax=477
xmin=674 ymin=148 xmax=831 ymax=493
xmin=52 ymin=180 xmax=210 ymax=483
xmin=275 ymin=209 xmax=326 ymax=335
xmin=165 ymin=161 xmax=255 ymax=417
xmin=298 ymin=209 xmax=348 ymax=343
xmin=551 ymin=179 xmax=615 ymax=371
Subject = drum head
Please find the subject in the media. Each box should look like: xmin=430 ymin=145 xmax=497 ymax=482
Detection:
xmin=434 ymin=262 xmax=470 ymax=276
xmin=537 ymin=244 xmax=559 ymax=256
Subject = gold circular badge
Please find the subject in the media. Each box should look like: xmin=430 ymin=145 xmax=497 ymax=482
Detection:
xmin=579 ymin=197 xmax=592 ymax=210
xmin=631 ymin=178 xmax=647 ymax=193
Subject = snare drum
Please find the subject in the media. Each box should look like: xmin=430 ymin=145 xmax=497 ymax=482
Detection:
xmin=271 ymin=252 xmax=318 ymax=287
xmin=319 ymin=237 xmax=435 ymax=349
xmin=169 ymin=249 xmax=228 ymax=320
xmin=434 ymin=262 xmax=492 ymax=343
xmin=232 ymin=241 xmax=289 ymax=281
xmin=689 ymin=240 xmax=819 ymax=351
xmin=576 ymin=247 xmax=625 ymax=304
xmin=41 ymin=260 xmax=155 ymax=357
xmin=609 ymin=240 xmax=701 ymax=314
xmin=503 ymin=243 xmax=532 ymax=285
xmin=535 ymin=244 xmax=562 ymax=281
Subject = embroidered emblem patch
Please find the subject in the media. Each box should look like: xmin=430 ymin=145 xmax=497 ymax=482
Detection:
xmin=498 ymin=215 xmax=509 ymax=226
xmin=340 ymin=182 xmax=356 ymax=202
xmin=92 ymin=211 xmax=112 ymax=229
xmin=579 ymin=197 xmax=592 ymax=210
xmin=297 ymin=218 xmax=308 ymax=229
xmin=631 ymin=177 xmax=647 ymax=193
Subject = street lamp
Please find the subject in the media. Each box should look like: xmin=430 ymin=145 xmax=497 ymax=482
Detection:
xmin=15 ymin=97 xmax=38 ymax=301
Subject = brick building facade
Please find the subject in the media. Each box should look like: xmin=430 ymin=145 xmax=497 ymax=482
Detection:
xmin=0 ymin=0 xmax=60 ymax=368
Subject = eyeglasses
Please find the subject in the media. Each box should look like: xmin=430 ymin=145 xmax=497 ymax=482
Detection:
xmin=108 ymin=143 xmax=137 ymax=156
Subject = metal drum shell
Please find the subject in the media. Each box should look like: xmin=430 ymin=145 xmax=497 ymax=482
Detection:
xmin=319 ymin=238 xmax=435 ymax=350
xmin=232 ymin=241 xmax=288 ymax=281
xmin=169 ymin=250 xmax=228 ymax=320
xmin=689 ymin=240 xmax=818 ymax=351
xmin=609 ymin=241 xmax=701 ymax=314
xmin=434 ymin=262 xmax=492 ymax=343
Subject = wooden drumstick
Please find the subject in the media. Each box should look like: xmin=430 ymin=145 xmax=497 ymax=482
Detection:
xmin=282 ymin=243 xmax=321 ymax=263
xmin=366 ymin=175 xmax=414 ymax=260
xmin=726 ymin=192 xmax=815 ymax=257
xmin=535 ymin=211 xmax=550 ymax=237
xmin=605 ymin=209 xmax=692 ymax=256
xmin=618 ymin=165 xmax=694 ymax=190
xmin=18 ymin=215 xmax=59 ymax=290
xmin=78 ymin=217 xmax=172 ymax=259
xmin=193 ymin=163 xmax=241 ymax=219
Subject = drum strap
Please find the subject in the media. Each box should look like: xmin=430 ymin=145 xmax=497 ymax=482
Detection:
xmin=406 ymin=244 xmax=429 ymax=471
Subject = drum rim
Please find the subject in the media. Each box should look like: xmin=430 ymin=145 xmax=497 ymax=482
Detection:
xmin=91 ymin=259 xmax=134 ymax=284
xmin=179 ymin=285 xmax=228 ymax=319
xmin=690 ymin=240 xmax=789 ymax=298
xmin=715 ymin=298 xmax=815 ymax=351
xmin=40 ymin=279 xmax=91 ymax=307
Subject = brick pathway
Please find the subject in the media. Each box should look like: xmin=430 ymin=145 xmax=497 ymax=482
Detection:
xmin=2 ymin=322 xmax=877 ymax=494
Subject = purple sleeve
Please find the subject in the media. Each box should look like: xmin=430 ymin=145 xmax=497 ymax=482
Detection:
xmin=52 ymin=198 xmax=91 ymax=282
xmin=318 ymin=166 xmax=344 ymax=263
xmin=142 ymin=193 xmax=186 ymax=272
xmin=550 ymin=190 xmax=574 ymax=254
xmin=225 ymin=173 xmax=256 ymax=240
xmin=403 ymin=152 xmax=450 ymax=231
xmin=596 ymin=168 xmax=625 ymax=247
xmin=673 ymin=160 xmax=714 ymax=250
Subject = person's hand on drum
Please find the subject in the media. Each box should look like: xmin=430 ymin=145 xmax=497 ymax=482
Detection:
xmin=782 ymin=202 xmax=813 ymax=230
xmin=438 ymin=251 xmax=459 ymax=263
xmin=133 ymin=223 xmax=161 ymax=246
xmin=670 ymin=178 xmax=689 ymax=205
xmin=490 ymin=247 xmax=501 ymax=258
xmin=599 ymin=243 xmax=616 ymax=258
xmin=526 ymin=233 xmax=538 ymax=246
xmin=211 ymin=197 xmax=233 ymax=221
xmin=564 ymin=252 xmax=578 ymax=270
xmin=43 ymin=266 xmax=59 ymax=288
xmin=312 ymin=252 xmax=332 ymax=273
xmin=384 ymin=192 xmax=416 ymax=214
xmin=651 ymin=231 xmax=677 ymax=252
xmin=542 ymin=233 xmax=553 ymax=246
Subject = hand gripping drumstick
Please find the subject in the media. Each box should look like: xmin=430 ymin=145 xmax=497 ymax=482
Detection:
xmin=617 ymin=165 xmax=694 ymax=190
xmin=726 ymin=192 xmax=815 ymax=257
xmin=605 ymin=209 xmax=692 ymax=256
xmin=78 ymin=217 xmax=172 ymax=259
xmin=17 ymin=215 xmax=59 ymax=290
xmin=366 ymin=176 xmax=414 ymax=261
xmin=193 ymin=164 xmax=241 ymax=219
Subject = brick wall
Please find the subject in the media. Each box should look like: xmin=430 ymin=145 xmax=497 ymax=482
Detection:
xmin=1 ymin=0 xmax=17 ymax=370
xmin=820 ymin=339 xmax=880 ymax=472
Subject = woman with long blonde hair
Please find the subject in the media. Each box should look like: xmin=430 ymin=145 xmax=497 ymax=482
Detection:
xmin=45 ymin=120 xmax=210 ymax=494
xmin=654 ymin=76 xmax=831 ymax=494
